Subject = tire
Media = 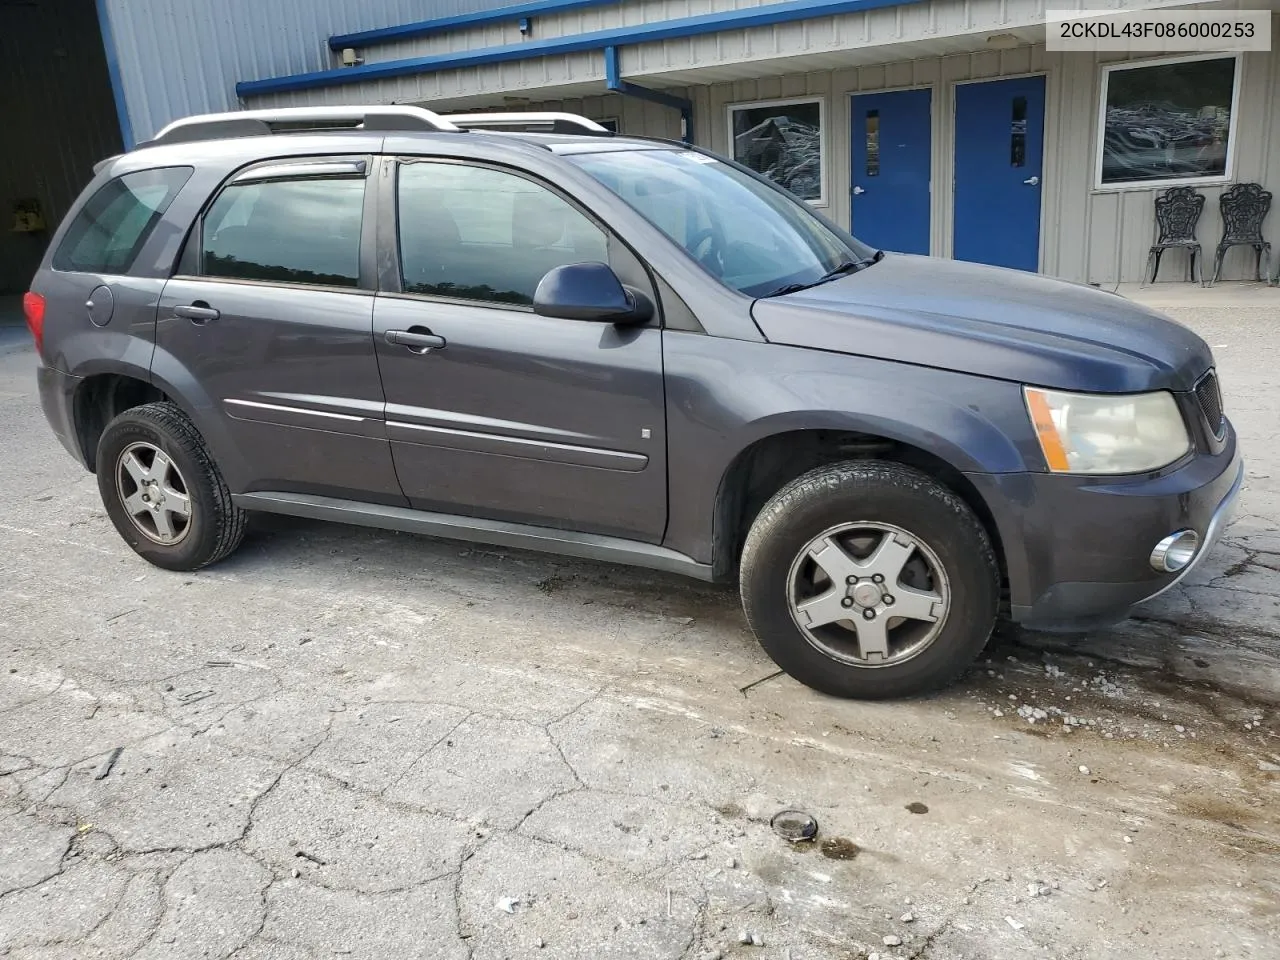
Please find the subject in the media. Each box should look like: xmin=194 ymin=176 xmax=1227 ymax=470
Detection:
xmin=96 ymin=401 xmax=247 ymax=571
xmin=739 ymin=460 xmax=998 ymax=700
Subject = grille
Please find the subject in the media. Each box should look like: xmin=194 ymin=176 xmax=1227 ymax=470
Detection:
xmin=1195 ymin=370 xmax=1225 ymax=439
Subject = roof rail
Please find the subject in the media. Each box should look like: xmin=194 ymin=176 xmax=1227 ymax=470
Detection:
xmin=447 ymin=112 xmax=610 ymax=135
xmin=143 ymin=106 xmax=461 ymax=146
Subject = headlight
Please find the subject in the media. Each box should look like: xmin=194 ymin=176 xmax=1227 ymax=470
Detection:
xmin=1024 ymin=387 xmax=1190 ymax=474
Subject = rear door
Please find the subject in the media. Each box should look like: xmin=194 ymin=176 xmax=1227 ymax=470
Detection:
xmin=372 ymin=156 xmax=668 ymax=542
xmin=156 ymin=157 xmax=404 ymax=504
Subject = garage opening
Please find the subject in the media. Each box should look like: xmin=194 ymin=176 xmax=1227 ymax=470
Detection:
xmin=1 ymin=0 xmax=122 ymax=333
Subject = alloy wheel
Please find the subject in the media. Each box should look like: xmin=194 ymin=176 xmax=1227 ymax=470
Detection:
xmin=786 ymin=521 xmax=950 ymax=667
xmin=115 ymin=442 xmax=193 ymax=545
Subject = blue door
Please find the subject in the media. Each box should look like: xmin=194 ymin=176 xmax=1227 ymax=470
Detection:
xmin=953 ymin=75 xmax=1045 ymax=271
xmin=850 ymin=89 xmax=931 ymax=255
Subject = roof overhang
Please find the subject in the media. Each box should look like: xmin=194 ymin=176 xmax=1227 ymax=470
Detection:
xmin=238 ymin=0 xmax=1257 ymax=108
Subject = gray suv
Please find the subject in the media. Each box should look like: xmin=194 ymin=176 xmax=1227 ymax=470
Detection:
xmin=28 ymin=106 xmax=1242 ymax=699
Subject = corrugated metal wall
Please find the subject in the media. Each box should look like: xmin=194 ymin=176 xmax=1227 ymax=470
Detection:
xmin=103 ymin=0 xmax=512 ymax=140
xmin=359 ymin=0 xmax=1062 ymax=63
xmin=246 ymin=0 xmax=1065 ymax=110
xmin=0 ymin=0 xmax=121 ymax=294
xmin=1059 ymin=34 xmax=1280 ymax=284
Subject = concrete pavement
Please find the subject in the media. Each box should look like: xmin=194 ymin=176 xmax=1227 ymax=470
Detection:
xmin=1 ymin=288 xmax=1278 ymax=959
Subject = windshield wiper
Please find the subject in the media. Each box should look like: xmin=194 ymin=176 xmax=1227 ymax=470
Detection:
xmin=761 ymin=257 xmax=864 ymax=298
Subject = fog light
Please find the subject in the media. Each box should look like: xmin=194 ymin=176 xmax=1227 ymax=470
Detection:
xmin=1150 ymin=530 xmax=1199 ymax=573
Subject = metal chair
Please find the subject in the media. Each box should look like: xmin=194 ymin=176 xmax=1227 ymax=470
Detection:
xmin=1210 ymin=182 xmax=1272 ymax=286
xmin=1145 ymin=186 xmax=1205 ymax=285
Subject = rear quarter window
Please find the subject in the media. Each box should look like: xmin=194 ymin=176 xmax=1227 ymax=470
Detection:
xmin=53 ymin=166 xmax=193 ymax=274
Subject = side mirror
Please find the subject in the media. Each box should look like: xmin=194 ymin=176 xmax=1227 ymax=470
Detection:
xmin=533 ymin=262 xmax=652 ymax=324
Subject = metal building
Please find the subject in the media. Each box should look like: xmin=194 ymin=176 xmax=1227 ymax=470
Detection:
xmin=4 ymin=0 xmax=1279 ymax=291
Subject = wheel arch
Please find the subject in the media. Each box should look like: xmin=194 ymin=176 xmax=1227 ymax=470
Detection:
xmin=72 ymin=370 xmax=170 ymax=472
xmin=710 ymin=423 xmax=1010 ymax=599
xmin=70 ymin=350 xmax=245 ymax=491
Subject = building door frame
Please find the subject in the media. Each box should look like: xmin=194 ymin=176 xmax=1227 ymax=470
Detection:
xmin=945 ymin=70 xmax=1050 ymax=270
xmin=848 ymin=83 xmax=935 ymax=256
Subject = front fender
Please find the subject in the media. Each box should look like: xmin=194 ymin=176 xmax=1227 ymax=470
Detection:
xmin=661 ymin=334 xmax=1040 ymax=565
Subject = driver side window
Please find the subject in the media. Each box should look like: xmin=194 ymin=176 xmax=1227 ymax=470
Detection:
xmin=396 ymin=161 xmax=609 ymax=306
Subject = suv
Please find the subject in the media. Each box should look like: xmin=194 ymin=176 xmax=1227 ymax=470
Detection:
xmin=28 ymin=106 xmax=1241 ymax=699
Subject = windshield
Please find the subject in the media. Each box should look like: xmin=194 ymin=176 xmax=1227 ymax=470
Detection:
xmin=568 ymin=148 xmax=877 ymax=298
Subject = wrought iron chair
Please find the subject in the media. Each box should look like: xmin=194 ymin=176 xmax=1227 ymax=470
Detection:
xmin=1145 ymin=186 xmax=1205 ymax=285
xmin=1210 ymin=182 xmax=1272 ymax=286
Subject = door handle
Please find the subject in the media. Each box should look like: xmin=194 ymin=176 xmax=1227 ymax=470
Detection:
xmin=852 ymin=186 xmax=866 ymax=195
xmin=385 ymin=328 xmax=447 ymax=353
xmin=173 ymin=303 xmax=220 ymax=323
xmin=1023 ymin=176 xmax=1041 ymax=186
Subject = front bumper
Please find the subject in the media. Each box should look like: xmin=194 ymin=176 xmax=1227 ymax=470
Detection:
xmin=967 ymin=429 xmax=1243 ymax=632
xmin=37 ymin=364 xmax=86 ymax=468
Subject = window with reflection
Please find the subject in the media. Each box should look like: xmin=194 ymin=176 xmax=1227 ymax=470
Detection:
xmin=1099 ymin=55 xmax=1236 ymax=186
xmin=55 ymin=167 xmax=192 ymax=274
xmin=729 ymin=98 xmax=824 ymax=202
xmin=866 ymin=110 xmax=880 ymax=177
xmin=201 ymin=178 xmax=364 ymax=287
xmin=1011 ymin=96 xmax=1027 ymax=168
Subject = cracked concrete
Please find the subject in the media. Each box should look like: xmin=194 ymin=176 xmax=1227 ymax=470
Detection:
xmin=244 ymin=770 xmax=472 ymax=893
xmin=2 ymin=293 xmax=1279 ymax=959
xmin=132 ymin=849 xmax=268 ymax=960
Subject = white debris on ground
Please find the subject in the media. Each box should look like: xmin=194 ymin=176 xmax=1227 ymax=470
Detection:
xmin=972 ymin=653 xmax=1233 ymax=747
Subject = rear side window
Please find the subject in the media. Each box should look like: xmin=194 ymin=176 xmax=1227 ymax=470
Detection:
xmin=200 ymin=178 xmax=364 ymax=288
xmin=53 ymin=166 xmax=192 ymax=274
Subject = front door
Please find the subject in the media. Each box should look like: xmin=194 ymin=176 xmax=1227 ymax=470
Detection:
xmin=953 ymin=75 xmax=1046 ymax=271
xmin=850 ymin=89 xmax=932 ymax=255
xmin=373 ymin=157 xmax=668 ymax=542
xmin=156 ymin=158 xmax=404 ymax=504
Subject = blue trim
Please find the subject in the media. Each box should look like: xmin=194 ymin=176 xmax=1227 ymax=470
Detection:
xmin=329 ymin=0 xmax=620 ymax=51
xmin=244 ymin=0 xmax=921 ymax=97
xmin=94 ymin=0 xmax=134 ymax=149
xmin=604 ymin=46 xmax=692 ymax=143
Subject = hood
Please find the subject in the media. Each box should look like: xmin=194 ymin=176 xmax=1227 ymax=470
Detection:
xmin=750 ymin=254 xmax=1212 ymax=393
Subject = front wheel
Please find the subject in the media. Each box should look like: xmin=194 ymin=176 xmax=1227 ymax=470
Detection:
xmin=739 ymin=460 xmax=999 ymax=699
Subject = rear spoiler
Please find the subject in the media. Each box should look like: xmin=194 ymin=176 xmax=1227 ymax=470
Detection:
xmin=92 ymin=154 xmax=124 ymax=175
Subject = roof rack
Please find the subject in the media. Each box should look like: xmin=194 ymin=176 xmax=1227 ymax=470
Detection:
xmin=143 ymin=106 xmax=461 ymax=146
xmin=447 ymin=112 xmax=611 ymax=135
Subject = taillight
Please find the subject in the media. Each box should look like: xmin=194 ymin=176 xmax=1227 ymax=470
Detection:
xmin=23 ymin=291 xmax=45 ymax=354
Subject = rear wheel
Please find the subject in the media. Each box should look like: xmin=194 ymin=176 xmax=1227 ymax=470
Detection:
xmin=96 ymin=402 xmax=246 ymax=571
xmin=739 ymin=460 xmax=998 ymax=699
